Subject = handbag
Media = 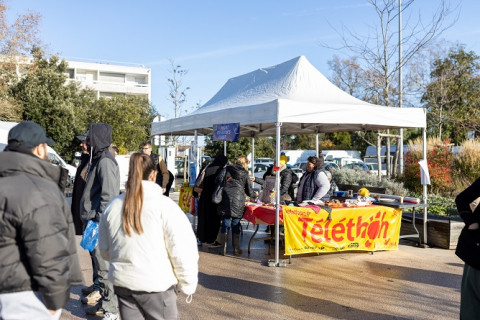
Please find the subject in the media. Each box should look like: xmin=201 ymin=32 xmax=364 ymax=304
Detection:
xmin=80 ymin=220 xmax=99 ymax=252
xmin=193 ymin=164 xmax=209 ymax=196
xmin=212 ymin=166 xmax=228 ymax=204
xmin=455 ymin=226 xmax=480 ymax=270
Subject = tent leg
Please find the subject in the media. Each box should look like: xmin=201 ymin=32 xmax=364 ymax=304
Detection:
xmin=422 ymin=128 xmax=428 ymax=245
xmin=251 ymin=137 xmax=255 ymax=190
xmin=268 ymin=122 xmax=287 ymax=267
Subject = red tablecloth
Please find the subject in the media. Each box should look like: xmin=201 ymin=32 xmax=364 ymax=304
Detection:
xmin=243 ymin=205 xmax=282 ymax=225
xmin=244 ymin=204 xmax=382 ymax=225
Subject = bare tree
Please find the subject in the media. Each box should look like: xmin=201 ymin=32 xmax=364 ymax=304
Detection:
xmin=0 ymin=0 xmax=42 ymax=121
xmin=326 ymin=0 xmax=456 ymax=176
xmin=166 ymin=59 xmax=190 ymax=145
xmin=167 ymin=59 xmax=189 ymax=119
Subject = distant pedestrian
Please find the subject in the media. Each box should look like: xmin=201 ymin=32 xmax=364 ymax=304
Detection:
xmin=254 ymin=155 xmax=293 ymax=202
xmin=217 ymin=155 xmax=254 ymax=255
xmin=455 ymin=178 xmax=480 ymax=320
xmin=0 ymin=121 xmax=83 ymax=320
xmin=99 ymin=153 xmax=198 ymax=319
xmin=80 ymin=123 xmax=120 ymax=320
xmin=140 ymin=141 xmax=173 ymax=195
xmin=71 ymin=132 xmax=101 ymax=305
xmin=197 ymin=154 xmax=228 ymax=244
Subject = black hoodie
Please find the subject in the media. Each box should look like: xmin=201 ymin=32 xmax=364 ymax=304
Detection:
xmin=80 ymin=123 xmax=120 ymax=222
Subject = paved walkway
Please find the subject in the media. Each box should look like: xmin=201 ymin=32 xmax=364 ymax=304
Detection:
xmin=61 ymin=192 xmax=463 ymax=320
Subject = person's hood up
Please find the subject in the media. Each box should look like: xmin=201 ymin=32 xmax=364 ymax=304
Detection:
xmin=211 ymin=154 xmax=228 ymax=167
xmin=88 ymin=123 xmax=112 ymax=159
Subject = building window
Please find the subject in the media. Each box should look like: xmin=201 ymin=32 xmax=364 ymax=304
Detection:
xmin=99 ymin=72 xmax=125 ymax=83
xmin=65 ymin=69 xmax=74 ymax=79
xmin=76 ymin=70 xmax=96 ymax=82
xmin=126 ymin=74 xmax=147 ymax=85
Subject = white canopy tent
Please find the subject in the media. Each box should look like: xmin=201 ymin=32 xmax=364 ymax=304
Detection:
xmin=152 ymin=56 xmax=428 ymax=266
xmin=153 ymin=56 xmax=425 ymax=137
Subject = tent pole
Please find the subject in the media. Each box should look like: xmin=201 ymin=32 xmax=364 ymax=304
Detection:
xmin=275 ymin=122 xmax=281 ymax=266
xmin=399 ymin=0 xmax=404 ymax=174
xmin=194 ymin=130 xmax=199 ymax=180
xmin=251 ymin=137 xmax=255 ymax=189
xmin=316 ymin=134 xmax=319 ymax=157
xmin=224 ymin=141 xmax=227 ymax=156
xmin=422 ymin=127 xmax=428 ymax=245
xmin=193 ymin=130 xmax=198 ymax=232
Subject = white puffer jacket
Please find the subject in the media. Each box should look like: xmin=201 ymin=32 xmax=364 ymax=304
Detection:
xmin=99 ymin=181 xmax=198 ymax=294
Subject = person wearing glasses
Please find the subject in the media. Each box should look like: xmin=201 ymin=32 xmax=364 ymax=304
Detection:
xmin=140 ymin=142 xmax=170 ymax=194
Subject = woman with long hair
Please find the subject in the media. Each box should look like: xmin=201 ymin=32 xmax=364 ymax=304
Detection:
xmin=99 ymin=153 xmax=198 ymax=319
xmin=217 ymin=155 xmax=254 ymax=255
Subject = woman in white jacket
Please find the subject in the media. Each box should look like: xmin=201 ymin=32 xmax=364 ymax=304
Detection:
xmin=99 ymin=153 xmax=198 ymax=319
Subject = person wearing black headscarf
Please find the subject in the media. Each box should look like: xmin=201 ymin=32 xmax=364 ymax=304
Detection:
xmin=196 ymin=154 xmax=228 ymax=244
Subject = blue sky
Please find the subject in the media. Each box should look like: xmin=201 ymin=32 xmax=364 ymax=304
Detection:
xmin=7 ymin=0 xmax=480 ymax=119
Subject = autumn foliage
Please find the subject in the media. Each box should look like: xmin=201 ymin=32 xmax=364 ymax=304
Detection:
xmin=402 ymin=137 xmax=454 ymax=195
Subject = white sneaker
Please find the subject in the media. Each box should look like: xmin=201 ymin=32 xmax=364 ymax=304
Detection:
xmin=102 ymin=312 xmax=119 ymax=320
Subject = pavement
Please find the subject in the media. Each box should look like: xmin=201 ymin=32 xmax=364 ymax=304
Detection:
xmin=61 ymin=192 xmax=463 ymax=320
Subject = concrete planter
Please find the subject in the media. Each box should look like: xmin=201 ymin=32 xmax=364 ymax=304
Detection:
xmin=400 ymin=212 xmax=463 ymax=249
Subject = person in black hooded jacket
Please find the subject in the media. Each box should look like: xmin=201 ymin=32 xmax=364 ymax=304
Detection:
xmin=80 ymin=123 xmax=120 ymax=319
xmin=217 ymin=155 xmax=253 ymax=255
xmin=197 ymin=154 xmax=228 ymax=244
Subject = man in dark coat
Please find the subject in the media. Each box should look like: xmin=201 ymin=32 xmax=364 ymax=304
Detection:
xmin=140 ymin=141 xmax=170 ymax=194
xmin=0 ymin=121 xmax=83 ymax=319
xmin=71 ymin=132 xmax=101 ymax=304
xmin=80 ymin=123 xmax=120 ymax=319
xmin=197 ymin=154 xmax=228 ymax=244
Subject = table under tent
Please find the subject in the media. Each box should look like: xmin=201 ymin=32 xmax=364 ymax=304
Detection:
xmin=152 ymin=55 xmax=428 ymax=266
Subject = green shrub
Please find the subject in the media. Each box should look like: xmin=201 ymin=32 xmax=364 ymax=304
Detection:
xmin=452 ymin=139 xmax=480 ymax=191
xmin=331 ymin=168 xmax=407 ymax=196
xmin=423 ymin=194 xmax=457 ymax=217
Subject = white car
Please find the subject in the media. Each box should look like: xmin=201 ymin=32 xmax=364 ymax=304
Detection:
xmin=252 ymin=163 xmax=302 ymax=192
xmin=330 ymin=157 xmax=364 ymax=168
xmin=0 ymin=141 xmax=77 ymax=186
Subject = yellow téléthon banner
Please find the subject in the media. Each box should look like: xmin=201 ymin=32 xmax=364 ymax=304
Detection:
xmin=178 ymin=186 xmax=193 ymax=213
xmin=283 ymin=205 xmax=402 ymax=255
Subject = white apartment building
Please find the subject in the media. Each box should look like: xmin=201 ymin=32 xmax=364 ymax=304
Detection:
xmin=64 ymin=60 xmax=151 ymax=101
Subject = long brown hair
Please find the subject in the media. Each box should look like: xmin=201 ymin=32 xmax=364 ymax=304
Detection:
xmin=237 ymin=155 xmax=249 ymax=171
xmin=122 ymin=152 xmax=156 ymax=236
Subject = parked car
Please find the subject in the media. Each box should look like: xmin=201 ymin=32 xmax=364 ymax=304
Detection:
xmin=331 ymin=157 xmax=364 ymax=168
xmin=294 ymin=160 xmax=339 ymax=172
xmin=252 ymin=163 xmax=302 ymax=192
xmin=254 ymin=157 xmax=274 ymax=164
xmin=175 ymin=159 xmax=186 ymax=177
xmin=342 ymin=161 xmax=370 ymax=172
xmin=365 ymin=163 xmax=387 ymax=175
xmin=294 ymin=160 xmax=308 ymax=172
xmin=324 ymin=161 xmax=339 ymax=171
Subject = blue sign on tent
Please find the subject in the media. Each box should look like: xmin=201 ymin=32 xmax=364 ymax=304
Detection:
xmin=213 ymin=123 xmax=240 ymax=142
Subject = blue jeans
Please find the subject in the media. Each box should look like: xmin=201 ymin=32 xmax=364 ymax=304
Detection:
xmin=221 ymin=217 xmax=241 ymax=234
